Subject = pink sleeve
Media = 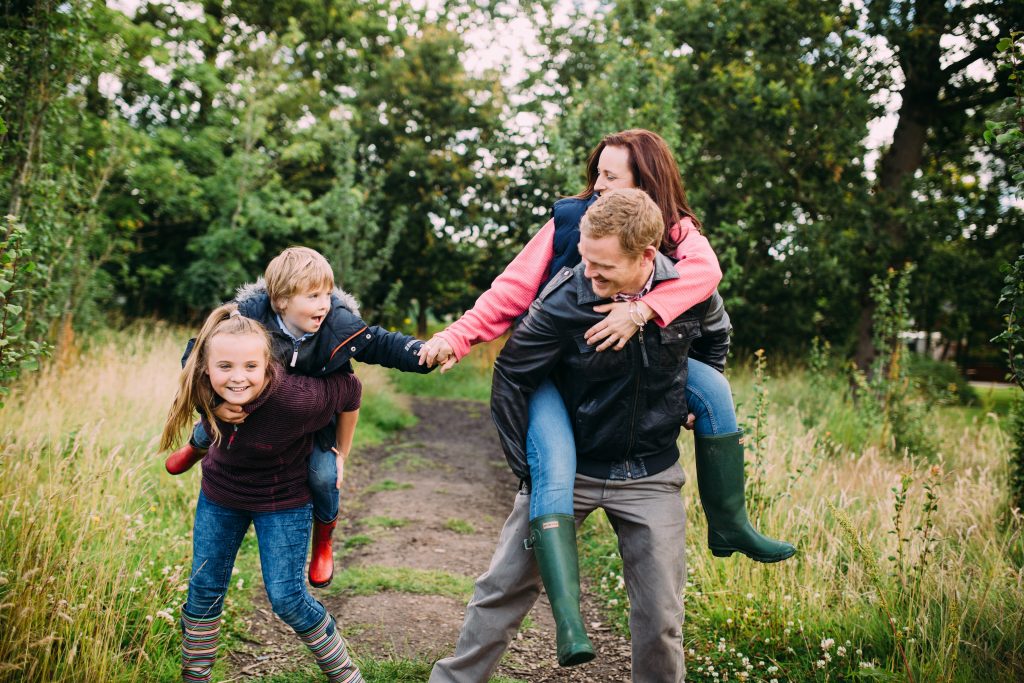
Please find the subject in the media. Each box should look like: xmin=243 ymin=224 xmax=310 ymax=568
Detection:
xmin=437 ymin=220 xmax=556 ymax=360
xmin=641 ymin=219 xmax=723 ymax=326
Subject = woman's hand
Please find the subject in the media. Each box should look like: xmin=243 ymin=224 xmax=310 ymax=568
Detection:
xmin=418 ymin=335 xmax=458 ymax=373
xmin=332 ymin=447 xmax=347 ymax=489
xmin=212 ymin=402 xmax=246 ymax=424
xmin=584 ymin=301 xmax=654 ymax=351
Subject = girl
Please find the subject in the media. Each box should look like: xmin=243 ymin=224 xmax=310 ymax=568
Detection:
xmin=160 ymin=303 xmax=363 ymax=683
xmin=420 ymin=129 xmax=795 ymax=664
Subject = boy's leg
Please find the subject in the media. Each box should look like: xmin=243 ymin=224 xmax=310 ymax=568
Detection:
xmin=166 ymin=422 xmax=211 ymax=475
xmin=253 ymin=505 xmax=363 ymax=682
xmin=308 ymin=434 xmax=340 ymax=587
xmin=182 ymin=492 xmax=249 ymax=681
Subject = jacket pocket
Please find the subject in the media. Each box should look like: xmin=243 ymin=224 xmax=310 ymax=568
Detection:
xmin=569 ymin=330 xmax=632 ymax=379
xmin=658 ymin=319 xmax=700 ymax=367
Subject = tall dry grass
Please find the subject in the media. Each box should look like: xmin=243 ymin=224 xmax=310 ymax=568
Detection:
xmin=0 ymin=325 xmax=415 ymax=681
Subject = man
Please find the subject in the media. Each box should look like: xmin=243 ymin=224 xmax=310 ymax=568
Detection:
xmin=430 ymin=188 xmax=730 ymax=683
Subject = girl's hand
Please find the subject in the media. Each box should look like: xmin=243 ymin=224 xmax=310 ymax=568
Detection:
xmin=213 ymin=402 xmax=246 ymax=424
xmin=332 ymin=447 xmax=346 ymax=489
xmin=418 ymin=335 xmax=458 ymax=373
xmin=585 ymin=301 xmax=654 ymax=351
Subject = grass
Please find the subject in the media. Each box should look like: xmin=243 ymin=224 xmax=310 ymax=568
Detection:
xmin=443 ymin=518 xmax=475 ymax=534
xmin=0 ymin=325 xmax=419 ymax=681
xmin=325 ymin=565 xmax=475 ymax=599
xmin=365 ymin=479 xmax=414 ymax=493
xmin=364 ymin=516 xmax=409 ymax=529
xmin=343 ymin=534 xmax=374 ymax=550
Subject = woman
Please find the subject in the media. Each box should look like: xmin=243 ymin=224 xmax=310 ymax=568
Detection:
xmin=160 ymin=304 xmax=363 ymax=683
xmin=420 ymin=129 xmax=795 ymax=664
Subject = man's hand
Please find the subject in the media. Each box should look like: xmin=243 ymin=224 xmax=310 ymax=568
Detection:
xmin=418 ymin=334 xmax=458 ymax=373
xmin=332 ymin=447 xmax=346 ymax=489
xmin=213 ymin=402 xmax=246 ymax=424
xmin=682 ymin=413 xmax=696 ymax=431
xmin=585 ymin=301 xmax=654 ymax=351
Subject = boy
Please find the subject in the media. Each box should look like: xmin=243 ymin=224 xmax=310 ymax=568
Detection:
xmin=165 ymin=246 xmax=432 ymax=587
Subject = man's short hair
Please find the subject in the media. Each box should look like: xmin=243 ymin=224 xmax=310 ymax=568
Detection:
xmin=579 ymin=188 xmax=663 ymax=257
xmin=264 ymin=246 xmax=335 ymax=311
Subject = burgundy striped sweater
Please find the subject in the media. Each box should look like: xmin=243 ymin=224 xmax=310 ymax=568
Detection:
xmin=199 ymin=365 xmax=361 ymax=512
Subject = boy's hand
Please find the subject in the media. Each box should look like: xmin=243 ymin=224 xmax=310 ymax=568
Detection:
xmin=331 ymin=447 xmax=347 ymax=489
xmin=213 ymin=402 xmax=246 ymax=424
xmin=419 ymin=335 xmax=458 ymax=372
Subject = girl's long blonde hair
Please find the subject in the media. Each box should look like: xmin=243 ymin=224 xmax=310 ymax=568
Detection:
xmin=160 ymin=303 xmax=274 ymax=450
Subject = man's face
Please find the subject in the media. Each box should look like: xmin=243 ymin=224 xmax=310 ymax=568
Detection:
xmin=578 ymin=233 xmax=654 ymax=299
xmin=276 ymin=286 xmax=331 ymax=336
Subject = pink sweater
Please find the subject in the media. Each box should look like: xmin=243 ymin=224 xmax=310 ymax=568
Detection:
xmin=436 ymin=217 xmax=723 ymax=360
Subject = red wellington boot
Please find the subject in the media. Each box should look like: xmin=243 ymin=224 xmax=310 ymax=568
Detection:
xmin=308 ymin=517 xmax=338 ymax=588
xmin=165 ymin=443 xmax=207 ymax=475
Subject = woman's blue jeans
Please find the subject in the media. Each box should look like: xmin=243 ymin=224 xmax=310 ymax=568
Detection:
xmin=183 ymin=491 xmax=327 ymax=632
xmin=525 ymin=358 xmax=737 ymax=520
xmin=192 ymin=424 xmax=339 ymax=523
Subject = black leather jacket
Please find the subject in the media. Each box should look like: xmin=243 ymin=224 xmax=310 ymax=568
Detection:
xmin=490 ymin=252 xmax=731 ymax=483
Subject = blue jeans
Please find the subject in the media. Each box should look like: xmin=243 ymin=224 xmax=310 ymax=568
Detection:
xmin=183 ymin=491 xmax=327 ymax=632
xmin=525 ymin=358 xmax=737 ymax=520
xmin=192 ymin=423 xmax=339 ymax=523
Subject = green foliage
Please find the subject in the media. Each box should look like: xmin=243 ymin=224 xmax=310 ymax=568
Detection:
xmin=1010 ymin=395 xmax=1024 ymax=515
xmin=904 ymin=354 xmax=977 ymax=407
xmin=0 ymin=219 xmax=50 ymax=404
xmin=856 ymin=265 xmax=938 ymax=459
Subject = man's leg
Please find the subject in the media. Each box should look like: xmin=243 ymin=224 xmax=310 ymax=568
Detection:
xmin=582 ymin=464 xmax=688 ymax=683
xmin=430 ymin=491 xmax=541 ymax=682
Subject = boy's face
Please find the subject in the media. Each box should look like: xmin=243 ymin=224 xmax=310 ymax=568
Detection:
xmin=277 ymin=286 xmax=332 ymax=336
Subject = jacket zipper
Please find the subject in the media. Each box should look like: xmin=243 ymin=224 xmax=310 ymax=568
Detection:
xmin=624 ymin=325 xmax=646 ymax=460
xmin=289 ymin=338 xmax=301 ymax=367
xmin=227 ymin=424 xmax=239 ymax=450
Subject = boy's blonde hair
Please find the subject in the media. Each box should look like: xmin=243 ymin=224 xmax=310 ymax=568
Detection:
xmin=160 ymin=303 xmax=275 ymax=450
xmin=580 ymin=188 xmax=663 ymax=257
xmin=265 ymin=246 xmax=335 ymax=312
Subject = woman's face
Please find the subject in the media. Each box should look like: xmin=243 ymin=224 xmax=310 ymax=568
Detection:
xmin=206 ymin=332 xmax=269 ymax=406
xmin=593 ymin=145 xmax=636 ymax=193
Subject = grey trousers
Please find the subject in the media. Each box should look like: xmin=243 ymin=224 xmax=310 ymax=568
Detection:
xmin=430 ymin=463 xmax=687 ymax=683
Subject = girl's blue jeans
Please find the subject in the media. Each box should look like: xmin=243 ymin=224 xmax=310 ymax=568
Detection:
xmin=192 ymin=423 xmax=339 ymax=523
xmin=526 ymin=357 xmax=737 ymax=519
xmin=183 ymin=491 xmax=327 ymax=632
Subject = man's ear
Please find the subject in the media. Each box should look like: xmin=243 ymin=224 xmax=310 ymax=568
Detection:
xmin=641 ymin=245 xmax=658 ymax=263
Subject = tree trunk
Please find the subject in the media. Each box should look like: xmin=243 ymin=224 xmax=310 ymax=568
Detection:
xmin=852 ymin=0 xmax=946 ymax=373
xmin=417 ymin=305 xmax=428 ymax=340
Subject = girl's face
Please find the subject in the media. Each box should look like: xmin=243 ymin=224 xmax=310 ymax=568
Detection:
xmin=593 ymin=145 xmax=636 ymax=193
xmin=206 ymin=332 xmax=269 ymax=406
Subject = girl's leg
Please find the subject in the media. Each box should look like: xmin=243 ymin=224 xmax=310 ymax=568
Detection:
xmin=686 ymin=358 xmax=795 ymax=563
xmin=525 ymin=378 xmax=593 ymax=666
xmin=307 ymin=438 xmax=340 ymax=587
xmin=254 ymin=506 xmax=362 ymax=682
xmin=182 ymin=492 xmax=250 ymax=681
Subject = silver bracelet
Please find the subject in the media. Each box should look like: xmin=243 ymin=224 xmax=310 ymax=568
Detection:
xmin=628 ymin=301 xmax=646 ymax=327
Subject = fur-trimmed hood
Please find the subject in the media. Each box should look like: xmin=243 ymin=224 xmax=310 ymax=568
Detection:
xmin=235 ymin=277 xmax=361 ymax=319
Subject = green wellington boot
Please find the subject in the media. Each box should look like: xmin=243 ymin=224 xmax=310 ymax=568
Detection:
xmin=529 ymin=514 xmax=596 ymax=667
xmin=695 ymin=432 xmax=796 ymax=563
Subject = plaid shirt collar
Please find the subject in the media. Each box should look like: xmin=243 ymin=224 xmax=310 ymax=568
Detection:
xmin=611 ymin=266 xmax=655 ymax=302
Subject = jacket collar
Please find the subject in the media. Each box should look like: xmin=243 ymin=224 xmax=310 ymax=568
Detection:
xmin=575 ymin=251 xmax=678 ymax=305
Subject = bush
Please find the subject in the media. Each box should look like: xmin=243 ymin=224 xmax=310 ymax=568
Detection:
xmin=905 ymin=354 xmax=978 ymax=406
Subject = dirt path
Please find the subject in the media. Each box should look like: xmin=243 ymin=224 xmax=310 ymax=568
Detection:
xmin=226 ymin=397 xmax=632 ymax=682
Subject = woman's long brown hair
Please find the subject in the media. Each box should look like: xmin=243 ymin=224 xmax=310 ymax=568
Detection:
xmin=159 ymin=303 xmax=275 ymax=450
xmin=574 ymin=129 xmax=702 ymax=255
